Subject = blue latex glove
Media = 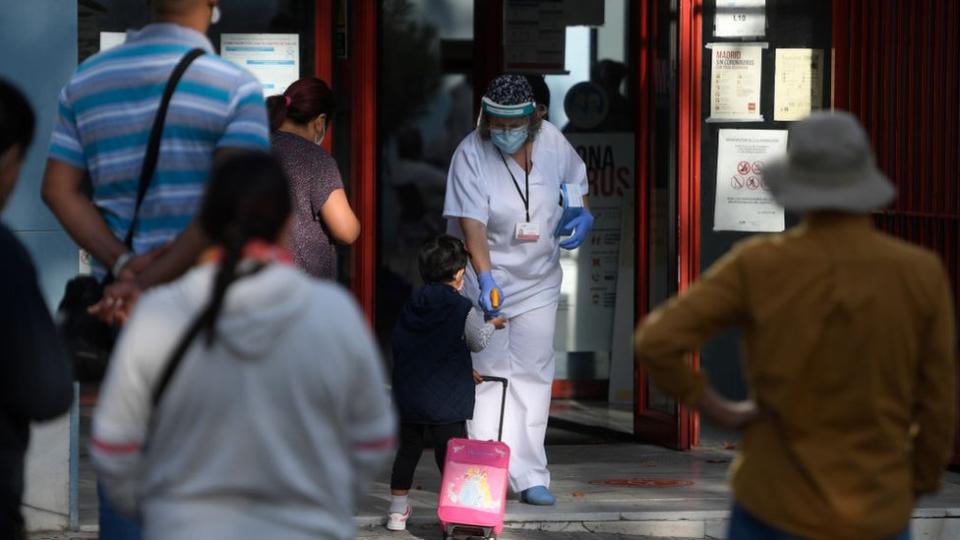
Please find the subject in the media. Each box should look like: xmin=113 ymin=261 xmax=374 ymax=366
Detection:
xmin=558 ymin=209 xmax=595 ymax=250
xmin=477 ymin=271 xmax=504 ymax=316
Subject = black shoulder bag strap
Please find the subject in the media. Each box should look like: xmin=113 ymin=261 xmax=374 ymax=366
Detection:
xmin=151 ymin=312 xmax=206 ymax=407
xmin=122 ymin=48 xmax=205 ymax=251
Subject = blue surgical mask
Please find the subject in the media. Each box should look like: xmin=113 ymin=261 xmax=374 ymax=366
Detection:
xmin=490 ymin=126 xmax=528 ymax=154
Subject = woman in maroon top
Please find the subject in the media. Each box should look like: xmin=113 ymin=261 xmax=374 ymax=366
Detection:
xmin=267 ymin=78 xmax=360 ymax=280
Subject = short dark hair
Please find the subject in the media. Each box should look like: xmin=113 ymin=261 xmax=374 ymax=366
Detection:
xmin=150 ymin=0 xmax=204 ymax=17
xmin=419 ymin=234 xmax=468 ymax=284
xmin=0 ymin=79 xmax=35 ymax=157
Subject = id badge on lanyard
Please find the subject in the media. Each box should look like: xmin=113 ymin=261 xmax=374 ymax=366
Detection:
xmin=499 ymin=149 xmax=540 ymax=242
xmin=515 ymin=221 xmax=541 ymax=241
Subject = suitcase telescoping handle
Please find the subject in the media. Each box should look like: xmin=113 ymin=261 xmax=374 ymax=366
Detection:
xmin=480 ymin=376 xmax=509 ymax=442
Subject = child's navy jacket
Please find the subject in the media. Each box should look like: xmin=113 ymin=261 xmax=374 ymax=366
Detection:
xmin=391 ymin=283 xmax=475 ymax=424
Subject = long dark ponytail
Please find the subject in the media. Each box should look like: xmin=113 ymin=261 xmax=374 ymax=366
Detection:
xmin=266 ymin=77 xmax=336 ymax=133
xmin=152 ymin=152 xmax=292 ymax=406
xmin=196 ymin=152 xmax=292 ymax=345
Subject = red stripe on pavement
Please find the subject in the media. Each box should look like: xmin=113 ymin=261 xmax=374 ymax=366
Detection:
xmin=354 ymin=436 xmax=397 ymax=451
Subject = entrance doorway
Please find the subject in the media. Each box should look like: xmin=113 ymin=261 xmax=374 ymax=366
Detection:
xmin=370 ymin=0 xmax=691 ymax=445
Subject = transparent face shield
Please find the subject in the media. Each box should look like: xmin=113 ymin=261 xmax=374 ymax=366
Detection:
xmin=477 ymin=97 xmax=538 ymax=131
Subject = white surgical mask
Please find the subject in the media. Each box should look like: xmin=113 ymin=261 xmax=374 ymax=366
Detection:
xmin=210 ymin=5 xmax=221 ymax=25
xmin=490 ymin=125 xmax=528 ymax=154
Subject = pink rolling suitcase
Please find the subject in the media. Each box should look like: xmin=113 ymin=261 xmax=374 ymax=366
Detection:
xmin=437 ymin=376 xmax=510 ymax=540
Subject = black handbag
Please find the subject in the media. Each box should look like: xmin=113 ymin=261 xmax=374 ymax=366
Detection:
xmin=57 ymin=48 xmax=205 ymax=383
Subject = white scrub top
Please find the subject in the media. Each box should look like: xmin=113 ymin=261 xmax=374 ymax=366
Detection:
xmin=443 ymin=121 xmax=588 ymax=318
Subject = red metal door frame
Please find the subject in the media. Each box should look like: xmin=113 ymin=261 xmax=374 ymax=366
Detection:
xmin=632 ymin=0 xmax=676 ymax=446
xmin=350 ymin=0 xmax=378 ymax=323
xmin=631 ymin=0 xmax=701 ymax=450
xmin=314 ymin=0 xmax=376 ymax=323
xmin=675 ymin=0 xmax=703 ymax=451
xmin=629 ymin=0 xmax=700 ymax=450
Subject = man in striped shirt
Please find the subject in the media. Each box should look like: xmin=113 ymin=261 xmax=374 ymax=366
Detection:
xmin=42 ymin=0 xmax=269 ymax=323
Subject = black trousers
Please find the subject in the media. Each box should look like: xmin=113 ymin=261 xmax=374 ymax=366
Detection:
xmin=390 ymin=421 xmax=467 ymax=490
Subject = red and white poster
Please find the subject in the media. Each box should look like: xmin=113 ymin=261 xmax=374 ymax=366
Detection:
xmin=714 ymin=129 xmax=787 ymax=232
xmin=707 ymin=43 xmax=766 ymax=122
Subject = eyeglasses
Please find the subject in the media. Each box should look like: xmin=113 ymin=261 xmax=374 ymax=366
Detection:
xmin=487 ymin=118 xmax=530 ymax=130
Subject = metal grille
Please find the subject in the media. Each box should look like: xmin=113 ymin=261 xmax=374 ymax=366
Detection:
xmin=834 ymin=0 xmax=960 ymax=462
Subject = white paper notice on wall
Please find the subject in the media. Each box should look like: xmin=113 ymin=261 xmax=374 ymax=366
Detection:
xmin=774 ymin=48 xmax=824 ymax=121
xmin=714 ymin=129 xmax=787 ymax=232
xmin=715 ymin=0 xmax=766 ymax=38
xmin=504 ymin=0 xmax=567 ymax=74
xmin=707 ymin=43 xmax=766 ymax=123
xmin=220 ymin=34 xmax=299 ymax=95
xmin=99 ymin=32 xmax=126 ymax=52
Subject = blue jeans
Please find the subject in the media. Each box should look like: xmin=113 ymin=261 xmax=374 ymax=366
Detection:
xmin=728 ymin=504 xmax=910 ymax=540
xmin=98 ymin=482 xmax=142 ymax=540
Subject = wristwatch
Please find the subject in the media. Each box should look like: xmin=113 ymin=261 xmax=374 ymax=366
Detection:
xmin=112 ymin=251 xmax=134 ymax=278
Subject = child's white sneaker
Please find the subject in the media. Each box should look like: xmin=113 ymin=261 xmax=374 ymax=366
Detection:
xmin=386 ymin=506 xmax=411 ymax=531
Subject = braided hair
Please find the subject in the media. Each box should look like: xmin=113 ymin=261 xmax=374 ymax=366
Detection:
xmin=196 ymin=151 xmax=292 ymax=345
xmin=152 ymin=152 xmax=292 ymax=406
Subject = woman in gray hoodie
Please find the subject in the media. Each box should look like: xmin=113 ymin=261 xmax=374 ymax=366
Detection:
xmin=91 ymin=152 xmax=396 ymax=540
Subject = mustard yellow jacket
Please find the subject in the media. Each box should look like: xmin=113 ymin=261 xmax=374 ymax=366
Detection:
xmin=635 ymin=214 xmax=957 ymax=539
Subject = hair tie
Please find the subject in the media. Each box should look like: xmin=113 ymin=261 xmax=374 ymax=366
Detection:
xmin=284 ymin=95 xmax=292 ymax=107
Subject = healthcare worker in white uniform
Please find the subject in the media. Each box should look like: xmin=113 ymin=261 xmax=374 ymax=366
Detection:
xmin=443 ymin=75 xmax=594 ymax=505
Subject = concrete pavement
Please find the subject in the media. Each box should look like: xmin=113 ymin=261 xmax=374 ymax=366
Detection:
xmin=355 ymin=443 xmax=960 ymax=539
xmin=52 ymin=404 xmax=960 ymax=539
xmin=32 ymin=439 xmax=960 ymax=539
xmin=356 ymin=522 xmax=698 ymax=539
xmin=28 ymin=524 xmax=702 ymax=540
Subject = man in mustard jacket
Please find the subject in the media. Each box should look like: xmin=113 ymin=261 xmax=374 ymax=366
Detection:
xmin=635 ymin=111 xmax=956 ymax=540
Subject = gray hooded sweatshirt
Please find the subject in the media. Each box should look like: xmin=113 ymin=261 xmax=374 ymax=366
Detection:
xmin=92 ymin=263 xmax=396 ymax=540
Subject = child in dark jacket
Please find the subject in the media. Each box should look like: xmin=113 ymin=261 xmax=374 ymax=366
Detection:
xmin=386 ymin=234 xmax=505 ymax=531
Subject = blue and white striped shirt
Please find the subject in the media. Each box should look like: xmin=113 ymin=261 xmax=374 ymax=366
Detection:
xmin=49 ymin=23 xmax=270 ymax=260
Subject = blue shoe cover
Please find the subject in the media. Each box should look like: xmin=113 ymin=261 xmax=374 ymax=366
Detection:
xmin=520 ymin=485 xmax=556 ymax=506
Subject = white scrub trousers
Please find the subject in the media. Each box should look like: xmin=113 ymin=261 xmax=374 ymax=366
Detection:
xmin=467 ymin=302 xmax=557 ymax=492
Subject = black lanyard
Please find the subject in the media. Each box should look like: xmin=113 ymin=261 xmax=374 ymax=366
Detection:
xmin=497 ymin=148 xmax=530 ymax=222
